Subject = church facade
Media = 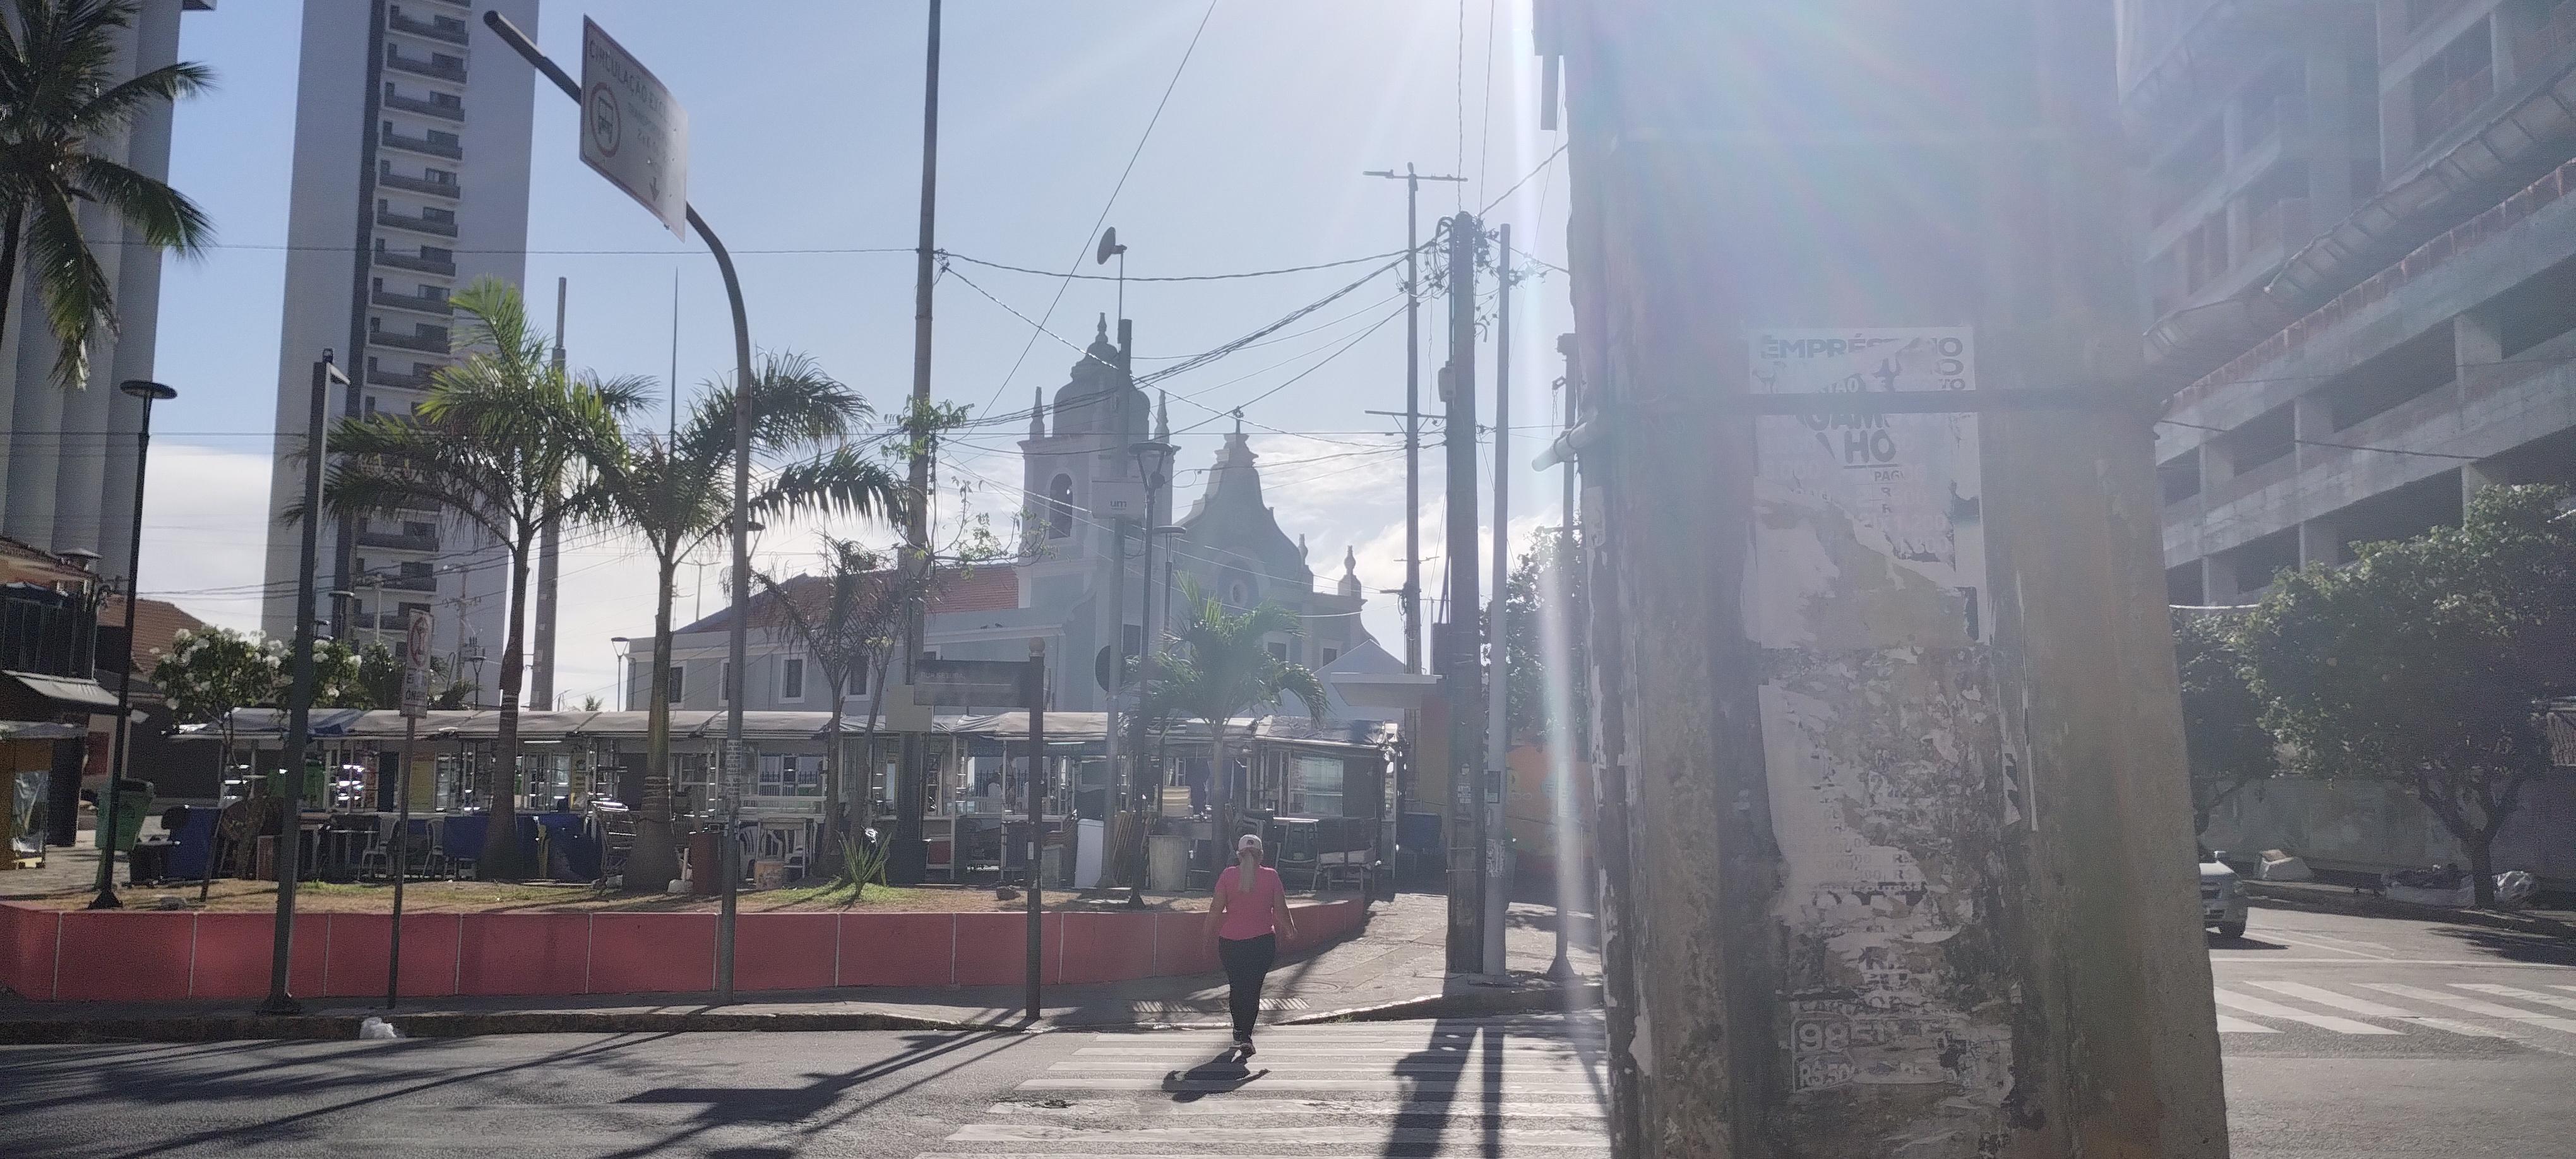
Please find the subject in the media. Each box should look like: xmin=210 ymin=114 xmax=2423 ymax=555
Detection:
xmin=629 ymin=318 xmax=1389 ymax=721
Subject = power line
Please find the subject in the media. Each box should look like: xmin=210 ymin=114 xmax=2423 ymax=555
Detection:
xmin=1176 ymin=304 xmax=1407 ymax=425
xmin=980 ymin=0 xmax=1222 ymax=421
xmin=939 ymin=248 xmax=1413 ymax=284
xmin=1476 ymin=0 xmax=1500 ymax=196
xmin=1479 ymin=142 xmax=1568 ymax=217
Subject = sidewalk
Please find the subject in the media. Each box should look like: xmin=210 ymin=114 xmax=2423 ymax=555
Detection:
xmin=0 ymin=891 xmax=1601 ymax=1042
xmin=2244 ymin=878 xmax=2576 ymax=939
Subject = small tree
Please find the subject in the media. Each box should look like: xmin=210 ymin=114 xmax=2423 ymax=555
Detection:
xmin=1502 ymin=525 xmax=1588 ymax=746
xmin=153 ymin=627 xmax=282 ymax=787
xmin=1141 ymin=579 xmax=1329 ymax=835
xmin=2171 ymin=610 xmax=2277 ymax=835
xmin=2239 ymin=485 xmax=2576 ymax=905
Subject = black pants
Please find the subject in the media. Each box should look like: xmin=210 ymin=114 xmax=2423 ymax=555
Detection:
xmin=1217 ymin=933 xmax=1277 ymax=1038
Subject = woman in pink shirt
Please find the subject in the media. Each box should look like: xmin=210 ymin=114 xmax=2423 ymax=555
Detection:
xmin=1207 ymin=832 xmax=1298 ymax=1053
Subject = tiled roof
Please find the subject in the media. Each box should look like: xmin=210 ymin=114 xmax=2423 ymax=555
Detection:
xmin=101 ymin=596 xmax=210 ymax=670
xmin=674 ymin=566 xmax=1018 ymax=635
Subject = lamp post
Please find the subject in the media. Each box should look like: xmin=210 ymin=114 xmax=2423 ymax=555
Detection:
xmin=86 ymin=379 xmax=177 ymax=910
xmin=1125 ymin=418 xmax=1176 ymax=903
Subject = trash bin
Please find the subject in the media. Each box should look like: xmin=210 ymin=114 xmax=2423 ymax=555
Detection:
xmin=94 ymin=779 xmax=153 ymax=853
xmin=686 ymin=829 xmax=719 ymax=895
xmin=1147 ymin=833 xmax=1191 ymax=892
xmin=128 ymin=840 xmax=172 ymax=884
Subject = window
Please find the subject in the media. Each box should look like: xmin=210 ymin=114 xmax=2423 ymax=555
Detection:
xmin=780 ymin=656 xmax=806 ymax=701
xmin=1290 ymin=754 xmax=1346 ymax=816
xmin=1047 ymin=474 xmax=1075 ymax=538
xmin=720 ymin=660 xmax=731 ymax=704
xmin=403 ymin=520 xmax=434 ymax=538
xmin=1267 ymin=641 xmax=1289 ymax=663
xmin=364 ymin=395 xmax=379 ymax=417
xmin=665 ymin=667 xmax=684 ymax=702
xmin=1321 ymin=646 xmax=1339 ymax=666
xmin=758 ymin=753 xmax=785 ymax=795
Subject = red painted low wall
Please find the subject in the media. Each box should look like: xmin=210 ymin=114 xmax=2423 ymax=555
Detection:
xmin=0 ymin=898 xmax=1367 ymax=1003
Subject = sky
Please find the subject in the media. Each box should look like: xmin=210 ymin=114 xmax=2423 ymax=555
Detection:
xmin=136 ymin=1 xmax=1573 ymax=710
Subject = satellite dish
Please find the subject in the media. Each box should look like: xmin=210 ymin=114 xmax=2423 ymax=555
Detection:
xmin=1095 ymin=227 xmax=1126 ymax=265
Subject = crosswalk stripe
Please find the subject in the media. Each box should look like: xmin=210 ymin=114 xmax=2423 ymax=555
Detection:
xmin=990 ymin=1100 xmax=1608 ymax=1119
xmin=2243 ymin=981 xmax=2516 ymax=1038
xmin=2211 ymin=988 xmax=2402 ymax=1034
xmin=2451 ymin=983 xmax=2576 ymax=1014
xmin=2213 ymin=1014 xmax=2277 ymax=1033
xmin=1051 ymin=1061 xmax=1592 ymax=1075
xmin=2358 ymin=984 xmax=2576 ymax=1033
xmin=917 ymin=1153 xmax=1607 ymax=1159
xmin=1017 ymin=1076 xmax=1605 ymax=1093
xmin=951 ymin=1123 xmax=1610 ymax=1146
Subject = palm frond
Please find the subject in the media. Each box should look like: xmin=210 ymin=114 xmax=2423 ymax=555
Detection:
xmin=22 ymin=182 xmax=109 ymax=386
xmin=67 ymin=59 xmax=213 ymax=136
xmin=73 ymin=153 xmax=208 ymax=253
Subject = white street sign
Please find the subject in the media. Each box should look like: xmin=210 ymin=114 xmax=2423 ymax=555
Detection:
xmin=579 ymin=18 xmax=689 ymax=239
xmin=400 ymin=609 xmax=433 ymax=718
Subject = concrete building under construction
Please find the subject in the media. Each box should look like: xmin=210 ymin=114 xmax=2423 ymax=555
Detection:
xmin=2134 ymin=0 xmax=2576 ymax=603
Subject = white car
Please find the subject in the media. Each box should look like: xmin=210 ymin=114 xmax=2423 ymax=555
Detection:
xmin=2201 ymin=847 xmax=2248 ymax=938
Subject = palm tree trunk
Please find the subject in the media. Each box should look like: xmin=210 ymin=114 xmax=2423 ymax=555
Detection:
xmin=624 ymin=556 xmax=682 ymax=891
xmin=0 ymin=210 xmax=21 ymax=345
xmin=480 ymin=532 xmax=536 ymax=880
xmin=818 ymin=675 xmax=845 ymax=867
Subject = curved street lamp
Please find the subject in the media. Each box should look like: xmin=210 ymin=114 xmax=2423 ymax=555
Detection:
xmin=88 ymin=379 xmax=178 ymax=910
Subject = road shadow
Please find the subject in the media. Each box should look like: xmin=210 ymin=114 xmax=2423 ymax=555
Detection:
xmin=2206 ymin=933 xmax=2292 ymax=951
xmin=1159 ymin=1049 xmax=1268 ymax=1102
xmin=2428 ymin=925 xmax=2576 ymax=966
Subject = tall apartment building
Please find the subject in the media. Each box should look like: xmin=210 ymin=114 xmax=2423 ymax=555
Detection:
xmin=261 ymin=0 xmax=540 ymax=700
xmin=2130 ymin=0 xmax=2576 ymax=604
xmin=0 ymin=0 xmax=212 ymax=583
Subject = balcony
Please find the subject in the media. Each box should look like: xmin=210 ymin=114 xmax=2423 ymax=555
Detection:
xmin=373 ymin=248 xmax=456 ymax=277
xmin=2522 ymin=1 xmax=2576 ymax=75
xmin=376 ymin=169 xmax=460 ymax=200
xmin=384 ymin=51 xmax=466 ymax=85
xmin=355 ymin=527 xmax=440 ymax=552
xmin=381 ymin=90 xmax=463 ymax=123
xmin=2245 ymin=197 xmax=2310 ymax=256
xmin=376 ymin=206 xmax=457 ymax=237
xmin=2416 ymin=66 xmax=2493 ymax=148
xmin=369 ymin=327 xmax=450 ymax=355
xmin=387 ymin=11 xmax=470 ymax=47
xmin=379 ymin=124 xmax=462 ymax=160
xmin=2238 ymin=97 xmax=2307 ymax=155
xmin=373 ymin=290 xmax=452 ymax=317
xmin=367 ymin=366 xmax=435 ymax=391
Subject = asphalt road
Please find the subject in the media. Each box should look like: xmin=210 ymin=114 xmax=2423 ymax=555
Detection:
xmin=3 ymin=908 xmax=2571 ymax=1158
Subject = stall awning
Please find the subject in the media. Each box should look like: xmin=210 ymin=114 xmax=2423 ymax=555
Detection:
xmin=3 ymin=670 xmax=117 ymax=711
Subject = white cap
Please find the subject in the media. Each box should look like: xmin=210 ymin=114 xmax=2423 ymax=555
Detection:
xmin=1236 ymin=833 xmax=1263 ymax=852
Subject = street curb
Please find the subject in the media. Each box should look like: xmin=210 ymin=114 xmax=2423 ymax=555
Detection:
xmin=1280 ymin=981 xmax=1602 ymax=1025
xmin=2244 ymin=883 xmax=2576 ymax=940
xmin=0 ymin=1008 xmax=1001 ymax=1045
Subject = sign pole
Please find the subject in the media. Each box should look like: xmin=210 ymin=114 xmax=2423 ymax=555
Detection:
xmin=387 ymin=609 xmax=431 ymax=1008
xmin=1025 ymin=639 xmax=1046 ymax=1023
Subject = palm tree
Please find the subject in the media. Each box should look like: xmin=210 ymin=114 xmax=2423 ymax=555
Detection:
xmin=0 ymin=0 xmax=213 ymax=386
xmin=1140 ymin=579 xmax=1330 ymax=838
xmin=314 ymin=277 xmax=645 ymax=879
xmin=590 ymin=354 xmax=902 ymax=893
xmin=758 ymin=538 xmax=902 ymax=877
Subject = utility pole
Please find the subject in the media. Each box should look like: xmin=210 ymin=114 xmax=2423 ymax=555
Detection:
xmin=893 ymin=0 xmax=943 ymax=886
xmin=1481 ymin=224 xmax=1512 ymax=977
xmin=533 ymin=276 xmax=566 ymax=712
xmin=1440 ymin=213 xmax=1485 ymax=974
xmin=260 ymin=354 xmax=347 ymax=1016
xmin=1362 ymin=165 xmax=1464 ymax=678
xmin=1551 ymin=4 xmax=2228 ymax=1156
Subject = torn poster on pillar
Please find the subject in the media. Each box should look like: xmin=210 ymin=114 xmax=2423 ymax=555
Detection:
xmin=1745 ymin=328 xmax=2015 ymax=1126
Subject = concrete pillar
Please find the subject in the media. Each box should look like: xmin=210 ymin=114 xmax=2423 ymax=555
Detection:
xmin=2462 ymin=459 xmax=2507 ymax=507
xmin=2200 ymin=429 xmax=2238 ymax=490
xmin=5 ymin=278 xmax=69 ymax=549
xmin=2304 ymin=46 xmax=2358 ymax=225
xmin=2292 ymin=392 xmax=2334 ymax=471
xmin=2378 ymin=2 xmax=2416 ymax=162
xmin=1563 ymin=3 xmax=2230 ymax=1155
xmin=2203 ymin=552 xmax=2243 ymax=604
xmin=2299 ymin=518 xmax=2344 ymax=568
xmin=2455 ymin=307 xmax=2503 ymax=396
